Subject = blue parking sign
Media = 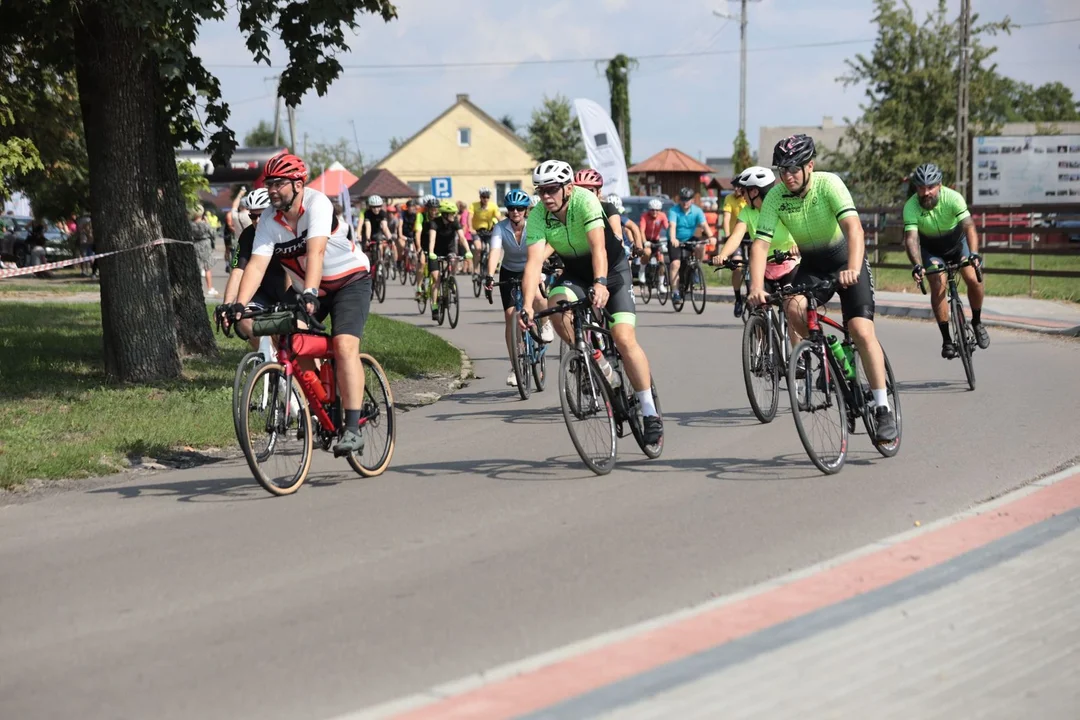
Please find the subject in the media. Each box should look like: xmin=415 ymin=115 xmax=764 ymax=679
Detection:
xmin=432 ymin=177 xmax=453 ymax=198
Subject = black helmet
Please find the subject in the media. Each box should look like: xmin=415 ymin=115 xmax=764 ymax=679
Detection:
xmin=772 ymin=134 xmax=816 ymax=168
xmin=678 ymin=187 xmax=695 ymax=201
xmin=911 ymin=163 xmax=943 ymax=187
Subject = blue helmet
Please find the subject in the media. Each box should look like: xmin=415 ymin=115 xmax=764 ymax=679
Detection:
xmin=504 ymin=189 xmax=531 ymax=208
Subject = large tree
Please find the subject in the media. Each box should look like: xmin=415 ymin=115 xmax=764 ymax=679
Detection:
xmin=603 ymin=54 xmax=637 ymax=166
xmin=244 ymin=120 xmax=277 ymax=147
xmin=2 ymin=0 xmax=397 ymax=381
xmin=526 ymin=94 xmax=586 ymax=169
xmin=732 ymin=130 xmax=752 ymax=176
xmin=306 ymin=138 xmax=365 ymax=178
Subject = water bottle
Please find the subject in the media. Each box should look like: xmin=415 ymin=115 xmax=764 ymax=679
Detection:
xmin=592 ymin=349 xmax=621 ymax=388
xmin=841 ymin=343 xmax=857 ymax=381
xmin=826 ymin=336 xmax=853 ymax=381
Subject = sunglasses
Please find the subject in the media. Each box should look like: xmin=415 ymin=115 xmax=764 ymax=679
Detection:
xmin=776 ymin=165 xmax=804 ymax=177
xmin=264 ymin=177 xmax=293 ymax=189
xmin=507 ymin=206 xmax=526 ymax=212
xmin=536 ymin=184 xmax=565 ymax=196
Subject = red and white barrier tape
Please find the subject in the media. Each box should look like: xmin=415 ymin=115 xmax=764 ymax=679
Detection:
xmin=0 ymin=238 xmax=190 ymax=279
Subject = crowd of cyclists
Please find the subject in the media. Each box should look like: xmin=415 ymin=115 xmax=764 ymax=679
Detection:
xmin=216 ymin=132 xmax=990 ymax=482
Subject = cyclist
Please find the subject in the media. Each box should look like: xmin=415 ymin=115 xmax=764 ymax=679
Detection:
xmin=234 ymin=152 xmax=373 ymax=456
xmin=520 ymin=159 xmax=663 ymax=446
xmin=483 ymin=189 xmax=555 ymax=386
xmin=427 ymin=199 xmax=470 ymax=321
xmin=397 ymin=200 xmax=418 ymax=274
xmin=216 ymin=188 xmax=288 ymax=346
xmin=471 ymin=186 xmax=502 ymax=272
xmin=668 ymin=187 xmax=716 ymax=304
xmin=903 ymin=162 xmax=989 ymax=357
xmin=573 ymin=169 xmax=626 ymax=243
xmin=607 ymin=193 xmax=644 ymax=259
xmin=719 ymin=178 xmax=750 ymax=315
xmin=746 ymin=134 xmax=898 ymax=442
xmin=362 ymin=195 xmax=392 ymax=263
xmin=638 ymin=197 xmax=669 ymax=286
xmin=414 ymin=195 xmax=440 ymax=292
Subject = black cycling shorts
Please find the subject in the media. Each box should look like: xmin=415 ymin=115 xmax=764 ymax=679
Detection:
xmin=314 ymin=276 xmax=372 ymax=339
xmin=498 ymin=267 xmax=523 ymax=311
xmin=548 ymin=259 xmax=637 ymax=327
xmin=920 ymin=237 xmax=971 ymax=267
xmin=790 ymin=256 xmax=875 ymax=323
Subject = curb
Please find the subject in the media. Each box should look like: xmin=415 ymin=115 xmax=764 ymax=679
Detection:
xmin=394 ymin=344 xmax=473 ymax=411
xmin=702 ymin=287 xmax=1080 ymax=337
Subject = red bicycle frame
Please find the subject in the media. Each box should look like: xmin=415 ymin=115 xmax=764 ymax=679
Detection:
xmin=279 ymin=334 xmax=339 ymax=433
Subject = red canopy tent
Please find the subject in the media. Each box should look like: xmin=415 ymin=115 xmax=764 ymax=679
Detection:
xmin=307 ymin=162 xmax=359 ymax=197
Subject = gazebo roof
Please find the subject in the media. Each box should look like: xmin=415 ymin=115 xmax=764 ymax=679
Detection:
xmin=628 ymin=148 xmax=714 ymax=174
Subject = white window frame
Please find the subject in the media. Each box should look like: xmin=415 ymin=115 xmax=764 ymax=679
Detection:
xmin=495 ymin=181 xmax=522 ymax=207
xmin=408 ymin=180 xmax=430 ymax=197
xmin=457 ymin=127 xmax=471 ymax=147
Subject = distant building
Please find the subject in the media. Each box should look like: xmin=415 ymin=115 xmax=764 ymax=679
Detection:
xmin=758 ymin=116 xmax=850 ymax=166
xmin=627 ymin=148 xmax=714 ymax=200
xmin=376 ymin=94 xmax=536 ymax=206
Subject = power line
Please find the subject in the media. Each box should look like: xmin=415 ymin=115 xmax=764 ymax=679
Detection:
xmin=204 ymin=16 xmax=1080 ymax=72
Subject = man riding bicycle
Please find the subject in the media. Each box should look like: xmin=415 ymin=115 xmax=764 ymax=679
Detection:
xmin=668 ymin=187 xmax=716 ymax=304
xmin=363 ymin=195 xmax=392 ymax=262
xmin=746 ymin=134 xmax=898 ymax=442
xmin=638 ymin=198 xmax=669 ymax=287
xmin=483 ymin=189 xmax=555 ymax=387
xmin=427 ymin=199 xmax=470 ymax=321
xmin=520 ymin=159 xmax=663 ymax=446
xmin=470 ymin=186 xmax=502 ymax=269
xmin=902 ymin=162 xmax=989 ymax=358
xmin=233 ymin=152 xmax=373 ymax=456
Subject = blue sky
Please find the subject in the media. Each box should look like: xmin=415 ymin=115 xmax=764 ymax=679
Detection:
xmin=193 ymin=0 xmax=1079 ymax=165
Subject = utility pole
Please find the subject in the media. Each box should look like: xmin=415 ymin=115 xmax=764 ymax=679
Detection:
xmin=714 ymin=0 xmax=760 ymax=139
xmin=287 ymin=105 xmax=297 ymax=154
xmin=272 ymin=95 xmax=282 ymax=146
xmin=955 ymin=0 xmax=972 ymax=199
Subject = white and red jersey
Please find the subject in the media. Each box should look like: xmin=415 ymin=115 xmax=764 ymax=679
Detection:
xmin=251 ymin=187 xmax=370 ymax=294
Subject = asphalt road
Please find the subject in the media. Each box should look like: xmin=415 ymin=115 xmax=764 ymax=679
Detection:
xmin=2 ymin=276 xmax=1079 ymax=720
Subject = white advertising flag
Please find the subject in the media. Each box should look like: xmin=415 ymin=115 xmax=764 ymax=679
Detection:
xmin=573 ymin=98 xmax=630 ymax=198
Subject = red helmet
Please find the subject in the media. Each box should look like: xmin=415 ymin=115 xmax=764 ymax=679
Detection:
xmin=573 ymin=168 xmax=604 ymax=189
xmin=264 ymin=152 xmax=308 ymax=181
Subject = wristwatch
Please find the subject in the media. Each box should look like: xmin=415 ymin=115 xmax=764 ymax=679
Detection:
xmin=593 ymin=276 xmax=608 ymax=286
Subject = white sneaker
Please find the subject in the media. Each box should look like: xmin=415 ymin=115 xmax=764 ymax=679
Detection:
xmin=637 ymin=271 xmax=646 ymax=284
xmin=540 ymin=321 xmax=555 ymax=344
xmin=506 ymin=369 xmax=518 ymax=387
xmin=206 ymin=288 xmax=220 ymax=297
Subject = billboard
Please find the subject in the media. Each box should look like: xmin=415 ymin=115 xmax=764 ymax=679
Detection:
xmin=176 ymin=147 xmax=289 ymax=185
xmin=972 ymin=135 xmax=1080 ymax=206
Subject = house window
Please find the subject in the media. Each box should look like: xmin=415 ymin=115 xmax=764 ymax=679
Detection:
xmin=457 ymin=128 xmax=471 ymax=147
xmin=495 ymin=181 xmax=521 ymax=206
xmin=408 ymin=181 xmax=430 ymax=197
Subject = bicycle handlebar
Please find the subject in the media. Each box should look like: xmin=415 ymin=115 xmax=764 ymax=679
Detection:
xmin=916 ymin=254 xmax=983 ymax=294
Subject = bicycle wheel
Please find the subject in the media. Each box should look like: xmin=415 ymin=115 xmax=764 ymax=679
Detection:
xmin=742 ymin=314 xmax=779 ymax=423
xmin=232 ymin=351 xmax=264 ymax=436
xmin=656 ymin=262 xmax=669 ymax=305
xmin=532 ymin=344 xmax=547 ymax=392
xmin=511 ymin=320 xmax=531 ymax=400
xmin=446 ymin=277 xmax=460 ymax=328
xmin=238 ymin=363 xmax=313 ymax=495
xmin=640 ymin=273 xmax=653 ymax=304
xmin=472 ymin=272 xmax=482 ymax=298
xmin=952 ymin=296 xmax=975 ymax=391
xmin=374 ymin=268 xmax=386 ymax=304
xmin=690 ymin=266 xmax=706 ymax=314
xmin=409 ymin=261 xmax=418 ymax=286
xmin=624 ymin=378 xmax=663 ymax=459
xmin=559 ymin=350 xmax=617 ymax=475
xmin=416 ymin=277 xmax=429 ymax=313
xmin=788 ymin=340 xmax=848 ymax=475
xmin=861 ymin=350 xmax=902 ymax=458
xmin=346 ymin=354 xmax=396 ymax=477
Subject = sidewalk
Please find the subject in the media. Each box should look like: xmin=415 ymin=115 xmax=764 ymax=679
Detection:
xmin=706 ymin=286 xmax=1080 ymax=336
xmin=354 ymin=467 xmax=1080 ymax=720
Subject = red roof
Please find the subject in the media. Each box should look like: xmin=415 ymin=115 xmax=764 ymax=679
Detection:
xmin=348 ymin=168 xmax=418 ymax=200
xmin=628 ymin=148 xmax=714 ymax=174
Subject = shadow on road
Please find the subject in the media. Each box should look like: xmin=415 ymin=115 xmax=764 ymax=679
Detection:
xmin=390 ymin=455 xmax=594 ymax=481
xmin=87 ymin=473 xmax=266 ymax=503
xmin=896 ymin=379 xmax=971 ymax=394
xmin=427 ymin=403 xmax=564 ymax=425
xmin=663 ymin=406 xmax=767 ymax=429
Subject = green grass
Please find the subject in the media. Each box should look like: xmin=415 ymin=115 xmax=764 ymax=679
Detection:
xmin=0 ymin=304 xmax=459 ymax=488
xmin=871 ymin=251 xmax=1080 ymax=302
xmin=0 ymin=268 xmax=100 ymax=294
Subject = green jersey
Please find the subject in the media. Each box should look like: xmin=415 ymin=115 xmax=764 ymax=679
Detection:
xmin=526 ymin=187 xmax=625 ymax=277
xmin=738 ymin=205 xmax=794 ymax=253
xmin=902 ymin=186 xmax=970 ymax=241
xmin=755 ymin=171 xmax=858 ymax=262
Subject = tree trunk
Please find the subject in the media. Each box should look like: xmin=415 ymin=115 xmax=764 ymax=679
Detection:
xmin=153 ymin=95 xmax=217 ymax=357
xmin=73 ymin=2 xmax=182 ymax=382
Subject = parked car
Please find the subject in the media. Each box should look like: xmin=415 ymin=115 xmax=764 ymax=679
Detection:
xmin=1043 ymin=214 xmax=1080 ymax=244
xmin=1 ymin=216 xmax=74 ymax=267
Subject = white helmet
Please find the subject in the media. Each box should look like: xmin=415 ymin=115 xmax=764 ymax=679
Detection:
xmin=478 ymin=186 xmax=492 ymax=197
xmin=367 ymin=194 xmax=384 ymax=208
xmin=647 ymin=198 xmax=663 ymax=211
xmin=244 ymin=188 xmax=271 ymax=211
xmin=532 ymin=159 xmax=573 ymax=187
xmin=605 ymin=194 xmax=624 ymax=213
xmin=737 ymin=166 xmax=776 ymax=189
xmin=423 ymin=194 xmax=439 ymax=208
xmin=530 ymin=194 xmax=541 ymax=207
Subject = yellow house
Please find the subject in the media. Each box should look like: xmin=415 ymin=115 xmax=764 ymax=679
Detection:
xmin=376 ymin=93 xmax=536 ymax=207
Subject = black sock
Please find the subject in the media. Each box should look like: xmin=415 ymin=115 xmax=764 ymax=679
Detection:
xmin=938 ymin=322 xmax=952 ymax=343
xmin=734 ymin=288 xmax=742 ymax=300
xmin=971 ymin=308 xmax=981 ymax=325
xmin=345 ymin=409 xmax=362 ymax=429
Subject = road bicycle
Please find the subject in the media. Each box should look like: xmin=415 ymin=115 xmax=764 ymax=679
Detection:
xmin=532 ymin=294 xmax=663 ymax=475
xmin=488 ymin=276 xmax=548 ymax=400
xmin=779 ymin=278 xmax=902 ymax=475
xmin=471 ymin=240 xmax=490 ymax=298
xmin=737 ymin=251 xmax=798 ymax=423
xmin=918 ymin=256 xmax=983 ymax=391
xmin=430 ymin=254 xmax=461 ymax=328
xmin=637 ymin=241 xmax=669 ymax=305
xmin=670 ymin=238 xmax=708 ymax=314
xmin=231 ymin=301 xmax=396 ymax=495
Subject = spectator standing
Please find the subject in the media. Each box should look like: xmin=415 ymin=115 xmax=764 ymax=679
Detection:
xmin=190 ymin=207 xmax=218 ymax=296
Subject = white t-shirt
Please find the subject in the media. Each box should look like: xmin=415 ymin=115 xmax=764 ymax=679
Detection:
xmin=252 ymin=187 xmax=370 ymax=294
xmin=489 ymin=217 xmax=529 ymax=273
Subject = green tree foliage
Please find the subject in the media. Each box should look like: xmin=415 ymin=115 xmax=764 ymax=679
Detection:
xmin=177 ymin=160 xmax=209 ymax=211
xmin=244 ymin=120 xmax=278 ymax=147
xmin=0 ymin=103 xmax=43 ymax=200
xmin=732 ymin=130 xmax=752 ymax=175
xmin=388 ymin=136 xmax=406 ymax=153
xmin=993 ymin=80 xmax=1080 ymax=124
xmin=603 ymin=54 xmax=637 ymax=166
xmin=306 ymin=139 xmax=365 ymax=178
xmin=526 ymin=94 xmax=586 ymax=169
